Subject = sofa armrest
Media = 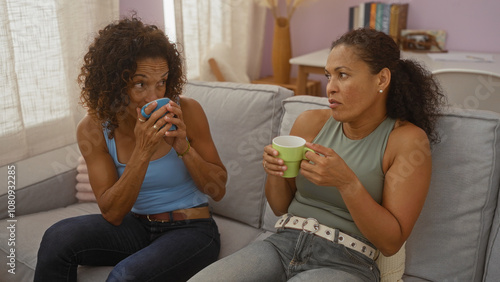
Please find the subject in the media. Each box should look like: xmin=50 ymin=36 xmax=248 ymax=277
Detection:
xmin=0 ymin=143 xmax=81 ymax=219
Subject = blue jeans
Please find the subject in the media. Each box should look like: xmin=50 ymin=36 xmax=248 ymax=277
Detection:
xmin=189 ymin=228 xmax=379 ymax=282
xmin=34 ymin=213 xmax=220 ymax=282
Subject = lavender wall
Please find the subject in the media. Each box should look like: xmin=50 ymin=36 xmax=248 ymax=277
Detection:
xmin=262 ymin=0 xmax=500 ymax=82
xmin=120 ymin=0 xmax=164 ymax=30
xmin=119 ymin=0 xmax=500 ymax=95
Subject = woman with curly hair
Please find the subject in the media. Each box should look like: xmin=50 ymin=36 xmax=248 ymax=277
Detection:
xmin=34 ymin=17 xmax=226 ymax=282
xmin=190 ymin=28 xmax=445 ymax=281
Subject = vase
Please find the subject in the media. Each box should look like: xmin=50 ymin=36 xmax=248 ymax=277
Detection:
xmin=272 ymin=17 xmax=292 ymax=84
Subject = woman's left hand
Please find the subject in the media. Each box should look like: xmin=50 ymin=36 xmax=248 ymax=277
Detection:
xmin=300 ymin=142 xmax=357 ymax=189
xmin=161 ymin=100 xmax=189 ymax=154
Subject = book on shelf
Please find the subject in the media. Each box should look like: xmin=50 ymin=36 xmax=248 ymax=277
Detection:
xmin=390 ymin=3 xmax=409 ymax=44
xmin=369 ymin=2 xmax=378 ymax=29
xmin=353 ymin=6 xmax=360 ymax=30
xmin=348 ymin=6 xmax=354 ymax=31
xmin=357 ymin=3 xmax=365 ymax=29
xmin=348 ymin=2 xmax=408 ymax=44
xmin=376 ymin=3 xmax=391 ymax=34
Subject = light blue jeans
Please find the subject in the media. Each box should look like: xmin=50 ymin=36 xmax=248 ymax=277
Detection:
xmin=189 ymin=228 xmax=380 ymax=282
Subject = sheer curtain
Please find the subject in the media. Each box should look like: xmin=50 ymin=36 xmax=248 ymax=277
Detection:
xmin=173 ymin=0 xmax=267 ymax=81
xmin=0 ymin=0 xmax=118 ymax=166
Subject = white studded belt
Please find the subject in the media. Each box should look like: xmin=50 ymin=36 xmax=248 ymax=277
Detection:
xmin=274 ymin=214 xmax=378 ymax=260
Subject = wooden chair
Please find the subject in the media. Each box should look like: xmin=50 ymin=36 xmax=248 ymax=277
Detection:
xmin=433 ymin=69 xmax=500 ymax=113
xmin=201 ymin=43 xmax=250 ymax=83
xmin=208 ymin=58 xmax=226 ymax=82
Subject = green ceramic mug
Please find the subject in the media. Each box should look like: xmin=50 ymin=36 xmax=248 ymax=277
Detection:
xmin=272 ymin=135 xmax=314 ymax=178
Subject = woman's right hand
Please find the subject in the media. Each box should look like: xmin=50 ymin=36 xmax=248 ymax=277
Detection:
xmin=262 ymin=144 xmax=287 ymax=177
xmin=263 ymin=144 xmax=297 ymax=215
xmin=134 ymin=102 xmax=174 ymax=157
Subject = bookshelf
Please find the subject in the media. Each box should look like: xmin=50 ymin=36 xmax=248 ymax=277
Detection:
xmin=349 ymin=2 xmax=409 ymax=43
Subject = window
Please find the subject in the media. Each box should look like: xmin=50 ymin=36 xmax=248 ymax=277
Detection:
xmin=0 ymin=0 xmax=118 ymax=166
xmin=1 ymin=1 xmax=70 ymax=133
xmin=163 ymin=0 xmax=177 ymax=43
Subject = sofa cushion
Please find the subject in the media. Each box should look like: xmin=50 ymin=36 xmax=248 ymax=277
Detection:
xmin=184 ymin=81 xmax=293 ymax=228
xmin=0 ymin=143 xmax=81 ymax=219
xmin=212 ymin=214 xmax=266 ymax=258
xmin=278 ymin=95 xmax=330 ymax=136
xmin=404 ymin=108 xmax=500 ymax=282
xmin=0 ymin=202 xmax=101 ymax=282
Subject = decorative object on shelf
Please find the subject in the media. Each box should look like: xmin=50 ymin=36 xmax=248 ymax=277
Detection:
xmin=400 ymin=29 xmax=447 ymax=53
xmin=256 ymin=0 xmax=314 ymax=84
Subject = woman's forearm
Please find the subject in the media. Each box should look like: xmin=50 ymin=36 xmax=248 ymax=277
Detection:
xmin=180 ymin=146 xmax=227 ymax=201
xmin=265 ymin=175 xmax=295 ymax=216
xmin=96 ymin=149 xmax=150 ymax=225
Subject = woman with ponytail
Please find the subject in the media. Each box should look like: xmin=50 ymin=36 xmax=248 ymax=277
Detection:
xmin=191 ymin=29 xmax=445 ymax=282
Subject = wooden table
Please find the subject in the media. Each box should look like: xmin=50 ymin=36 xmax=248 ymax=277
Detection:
xmin=289 ymin=49 xmax=330 ymax=95
xmin=289 ymin=48 xmax=500 ymax=95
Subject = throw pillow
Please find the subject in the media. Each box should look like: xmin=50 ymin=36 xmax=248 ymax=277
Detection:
xmin=76 ymin=156 xmax=96 ymax=202
xmin=376 ymin=242 xmax=406 ymax=282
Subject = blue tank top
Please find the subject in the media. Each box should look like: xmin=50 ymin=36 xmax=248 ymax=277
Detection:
xmin=103 ymin=128 xmax=208 ymax=214
xmin=288 ymin=116 xmax=396 ymax=236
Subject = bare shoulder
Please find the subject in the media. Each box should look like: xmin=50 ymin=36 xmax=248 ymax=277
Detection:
xmin=77 ymin=114 xmax=96 ymax=130
xmin=179 ymin=96 xmax=202 ymax=112
xmin=180 ymin=95 xmax=206 ymax=121
xmin=179 ymin=96 xmax=210 ymax=139
xmin=76 ymin=115 xmax=107 ymax=158
xmin=384 ymin=120 xmax=431 ymax=170
xmin=294 ymin=109 xmax=331 ymax=125
xmin=391 ymin=120 xmax=429 ymax=144
xmin=179 ymin=95 xmax=206 ymax=120
xmin=290 ymin=109 xmax=331 ymax=141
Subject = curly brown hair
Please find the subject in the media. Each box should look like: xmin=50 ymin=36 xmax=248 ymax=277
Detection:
xmin=78 ymin=16 xmax=186 ymax=138
xmin=331 ymin=28 xmax=446 ymax=144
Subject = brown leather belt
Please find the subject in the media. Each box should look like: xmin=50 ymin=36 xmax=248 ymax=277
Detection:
xmin=133 ymin=206 xmax=211 ymax=223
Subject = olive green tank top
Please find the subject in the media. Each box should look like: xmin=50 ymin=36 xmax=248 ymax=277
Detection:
xmin=288 ymin=116 xmax=396 ymax=237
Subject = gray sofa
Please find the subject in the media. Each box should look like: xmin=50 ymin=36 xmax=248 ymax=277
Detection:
xmin=1 ymin=80 xmax=499 ymax=282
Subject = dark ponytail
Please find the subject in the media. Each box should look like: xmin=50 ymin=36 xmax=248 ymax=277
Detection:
xmin=331 ymin=29 xmax=446 ymax=144
xmin=387 ymin=59 xmax=445 ymax=143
